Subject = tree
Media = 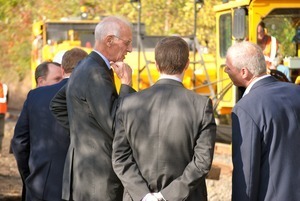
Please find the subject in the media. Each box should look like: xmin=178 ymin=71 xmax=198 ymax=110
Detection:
xmin=0 ymin=0 xmax=221 ymax=83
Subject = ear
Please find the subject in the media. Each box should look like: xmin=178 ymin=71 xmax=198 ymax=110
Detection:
xmin=241 ymin=67 xmax=250 ymax=79
xmin=105 ymin=35 xmax=114 ymax=47
xmin=37 ymin=77 xmax=45 ymax=87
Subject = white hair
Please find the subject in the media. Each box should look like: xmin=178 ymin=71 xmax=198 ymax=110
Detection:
xmin=94 ymin=16 xmax=132 ymax=41
xmin=226 ymin=41 xmax=266 ymax=76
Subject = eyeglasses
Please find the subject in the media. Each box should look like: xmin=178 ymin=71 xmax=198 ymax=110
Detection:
xmin=113 ymin=35 xmax=132 ymax=46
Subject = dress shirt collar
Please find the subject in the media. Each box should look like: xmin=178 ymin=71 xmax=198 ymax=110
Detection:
xmin=158 ymin=74 xmax=182 ymax=83
xmin=93 ymin=50 xmax=111 ymax=70
xmin=243 ymin=74 xmax=270 ymax=97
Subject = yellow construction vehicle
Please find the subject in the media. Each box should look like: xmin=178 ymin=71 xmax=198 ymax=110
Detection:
xmin=31 ymin=17 xmax=217 ymax=97
xmin=31 ymin=19 xmax=96 ymax=88
xmin=214 ymin=0 xmax=300 ymax=115
xmin=31 ymin=1 xmax=300 ymax=121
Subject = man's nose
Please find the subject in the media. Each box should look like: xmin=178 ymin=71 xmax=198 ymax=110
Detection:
xmin=127 ymin=44 xmax=133 ymax=52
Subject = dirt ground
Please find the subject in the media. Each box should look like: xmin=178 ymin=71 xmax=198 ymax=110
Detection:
xmin=0 ymin=114 xmax=22 ymax=201
xmin=0 ymin=110 xmax=232 ymax=201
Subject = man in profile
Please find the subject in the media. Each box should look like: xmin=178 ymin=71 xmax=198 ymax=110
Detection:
xmin=225 ymin=41 xmax=300 ymax=201
xmin=51 ymin=16 xmax=135 ymax=201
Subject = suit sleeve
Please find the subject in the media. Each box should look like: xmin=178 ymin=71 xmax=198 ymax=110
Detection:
xmin=11 ymin=94 xmax=31 ymax=183
xmin=231 ymin=106 xmax=261 ymax=201
xmin=112 ymin=99 xmax=150 ymax=201
xmin=111 ymin=84 xmax=136 ymax=132
xmin=50 ymin=84 xmax=69 ymax=130
xmin=86 ymin=68 xmax=136 ymax=135
xmin=159 ymin=98 xmax=216 ymax=200
xmin=119 ymin=84 xmax=136 ymax=98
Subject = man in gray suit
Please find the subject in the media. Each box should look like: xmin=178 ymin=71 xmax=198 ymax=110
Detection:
xmin=58 ymin=16 xmax=135 ymax=201
xmin=225 ymin=41 xmax=300 ymax=201
xmin=112 ymin=36 xmax=216 ymax=201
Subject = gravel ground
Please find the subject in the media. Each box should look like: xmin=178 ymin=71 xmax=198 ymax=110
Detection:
xmin=0 ymin=113 xmax=232 ymax=200
xmin=0 ymin=118 xmax=23 ymax=200
xmin=207 ymin=153 xmax=232 ymax=201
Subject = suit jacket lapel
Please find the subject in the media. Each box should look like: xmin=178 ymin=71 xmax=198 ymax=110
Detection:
xmin=89 ymin=51 xmax=115 ymax=82
xmin=89 ymin=51 xmax=111 ymax=72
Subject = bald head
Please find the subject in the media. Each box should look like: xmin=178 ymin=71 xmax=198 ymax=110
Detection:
xmin=94 ymin=16 xmax=132 ymax=42
xmin=93 ymin=16 xmax=133 ymax=62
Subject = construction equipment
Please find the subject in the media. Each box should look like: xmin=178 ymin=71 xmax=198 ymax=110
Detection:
xmin=31 ymin=1 xmax=300 ymax=119
xmin=31 ymin=18 xmax=217 ymax=98
xmin=214 ymin=0 xmax=300 ymax=115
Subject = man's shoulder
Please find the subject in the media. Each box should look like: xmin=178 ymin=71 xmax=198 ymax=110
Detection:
xmin=124 ymin=82 xmax=209 ymax=103
xmin=236 ymin=80 xmax=300 ymax=108
xmin=74 ymin=54 xmax=107 ymax=75
xmin=34 ymin=80 xmax=66 ymax=93
xmin=27 ymin=81 xmax=67 ymax=101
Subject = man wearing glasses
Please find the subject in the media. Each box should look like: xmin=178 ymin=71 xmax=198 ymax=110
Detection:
xmin=51 ymin=16 xmax=136 ymax=201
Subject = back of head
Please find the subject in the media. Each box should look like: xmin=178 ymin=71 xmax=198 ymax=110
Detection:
xmin=94 ymin=16 xmax=132 ymax=42
xmin=62 ymin=48 xmax=88 ymax=73
xmin=53 ymin=50 xmax=67 ymax=65
xmin=226 ymin=41 xmax=266 ymax=76
xmin=35 ymin=61 xmax=60 ymax=84
xmin=155 ymin=36 xmax=189 ymax=75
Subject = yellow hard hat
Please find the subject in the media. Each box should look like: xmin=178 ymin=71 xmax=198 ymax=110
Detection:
xmin=33 ymin=21 xmax=43 ymax=36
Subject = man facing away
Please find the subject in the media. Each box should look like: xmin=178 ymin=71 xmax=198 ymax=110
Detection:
xmin=225 ymin=41 xmax=300 ymax=201
xmin=11 ymin=48 xmax=87 ymax=201
xmin=54 ymin=16 xmax=135 ymax=201
xmin=112 ymin=36 xmax=216 ymax=201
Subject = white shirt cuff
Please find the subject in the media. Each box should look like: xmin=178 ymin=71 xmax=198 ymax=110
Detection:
xmin=153 ymin=192 xmax=166 ymax=201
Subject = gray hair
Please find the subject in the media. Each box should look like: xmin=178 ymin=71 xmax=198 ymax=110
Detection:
xmin=226 ymin=41 xmax=266 ymax=76
xmin=94 ymin=16 xmax=132 ymax=41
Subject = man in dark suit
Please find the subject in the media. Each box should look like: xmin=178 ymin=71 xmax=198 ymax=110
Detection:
xmin=225 ymin=41 xmax=300 ymax=201
xmin=52 ymin=16 xmax=135 ymax=201
xmin=11 ymin=48 xmax=87 ymax=201
xmin=112 ymin=36 xmax=216 ymax=201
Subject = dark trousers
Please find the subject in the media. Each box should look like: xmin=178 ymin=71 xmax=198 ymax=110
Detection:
xmin=0 ymin=113 xmax=5 ymax=152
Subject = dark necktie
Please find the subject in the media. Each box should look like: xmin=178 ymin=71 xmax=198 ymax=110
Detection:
xmin=109 ymin=68 xmax=115 ymax=85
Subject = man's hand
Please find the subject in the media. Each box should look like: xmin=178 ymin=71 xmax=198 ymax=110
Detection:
xmin=110 ymin=61 xmax=133 ymax=86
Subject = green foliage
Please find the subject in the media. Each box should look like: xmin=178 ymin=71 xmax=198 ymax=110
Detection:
xmin=267 ymin=17 xmax=297 ymax=57
xmin=98 ymin=0 xmax=221 ymax=53
xmin=0 ymin=0 xmax=22 ymax=20
xmin=0 ymin=0 xmax=221 ymax=82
